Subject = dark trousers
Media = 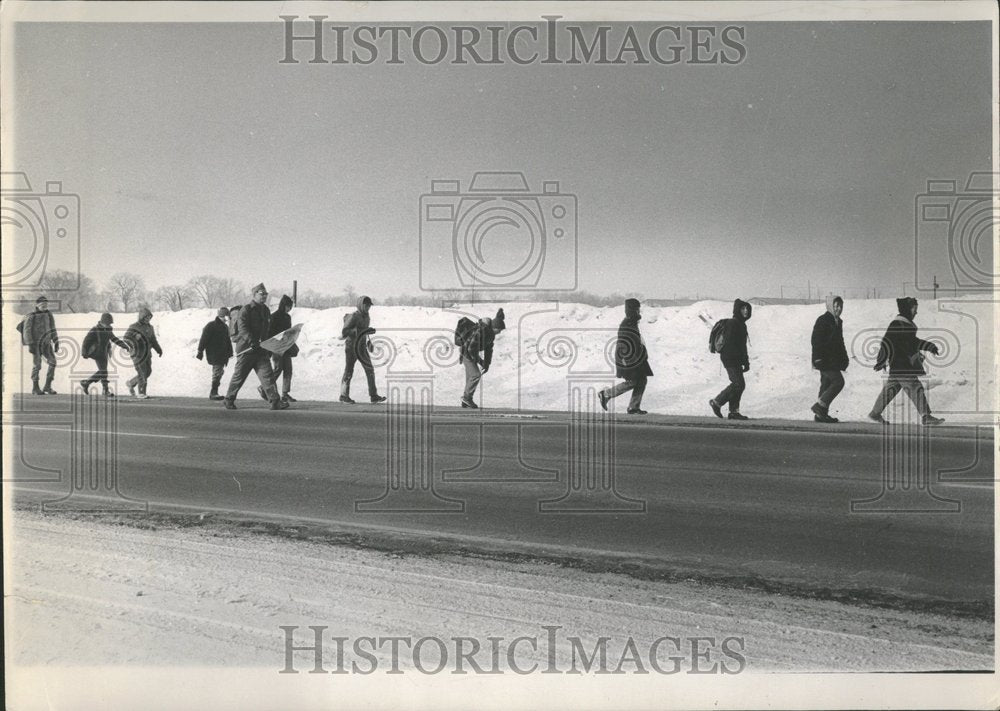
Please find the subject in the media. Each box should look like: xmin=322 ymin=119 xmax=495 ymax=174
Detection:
xmin=127 ymin=358 xmax=152 ymax=395
xmin=341 ymin=346 xmax=377 ymax=399
xmin=600 ymin=374 xmax=648 ymax=411
xmin=30 ymin=343 xmax=56 ymax=384
xmin=462 ymin=358 xmax=482 ymax=401
xmin=870 ymin=375 xmax=931 ymax=418
xmin=715 ymin=366 xmax=746 ymax=413
xmin=817 ymin=370 xmax=845 ymax=408
xmin=226 ymin=350 xmax=278 ymax=402
xmin=271 ymin=353 xmax=293 ymax=395
xmin=210 ymin=363 xmax=226 ymax=391
xmin=83 ymin=356 xmax=110 ymax=390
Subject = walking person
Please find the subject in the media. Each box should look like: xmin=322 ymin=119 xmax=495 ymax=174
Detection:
xmin=80 ymin=313 xmax=129 ymax=396
xmin=868 ymin=297 xmax=944 ymax=426
xmin=455 ymin=308 xmax=505 ymax=409
xmin=197 ymin=307 xmax=234 ymax=401
xmin=123 ymin=307 xmax=163 ymax=399
xmin=265 ymin=295 xmax=298 ymax=404
xmin=224 ymin=283 xmax=286 ymax=410
xmin=340 ymin=296 xmax=386 ymax=404
xmin=709 ymin=299 xmax=753 ymax=420
xmin=810 ymin=295 xmax=849 ymax=423
xmin=598 ymin=298 xmax=652 ymax=415
xmin=18 ymin=295 xmax=60 ymax=395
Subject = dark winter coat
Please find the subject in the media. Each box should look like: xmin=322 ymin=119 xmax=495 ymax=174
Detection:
xmin=123 ymin=308 xmax=163 ymax=364
xmin=874 ymin=306 xmax=937 ymax=376
xmin=342 ymin=297 xmax=372 ymax=348
xmin=19 ymin=308 xmax=58 ymax=348
xmin=459 ymin=321 xmax=497 ymax=370
xmin=720 ymin=299 xmax=752 ymax=369
xmin=198 ymin=317 xmax=234 ymax=365
xmin=234 ymin=301 xmax=271 ymax=354
xmin=811 ymin=312 xmax=849 ymax=371
xmin=615 ymin=316 xmax=653 ymax=380
xmin=82 ymin=323 xmax=126 ymax=360
xmin=269 ymin=296 xmax=299 ymax=357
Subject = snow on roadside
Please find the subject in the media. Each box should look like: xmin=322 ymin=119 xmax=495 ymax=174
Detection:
xmin=5 ymin=509 xmax=992 ymax=672
xmin=3 ymin=298 xmax=993 ymax=422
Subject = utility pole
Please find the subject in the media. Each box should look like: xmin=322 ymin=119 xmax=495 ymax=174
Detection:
xmin=293 ymin=280 xmax=298 ymax=305
xmin=932 ymin=275 xmax=939 ymax=300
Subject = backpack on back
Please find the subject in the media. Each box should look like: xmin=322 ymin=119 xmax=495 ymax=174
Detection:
xmin=454 ymin=317 xmax=476 ymax=346
xmin=82 ymin=326 xmax=99 ymax=359
xmin=229 ymin=307 xmax=241 ymax=341
xmin=709 ymin=319 xmax=730 ymax=354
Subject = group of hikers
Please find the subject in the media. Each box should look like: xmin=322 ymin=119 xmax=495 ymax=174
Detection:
xmin=18 ymin=287 xmax=945 ymax=424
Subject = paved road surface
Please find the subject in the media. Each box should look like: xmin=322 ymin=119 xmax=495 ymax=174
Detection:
xmin=7 ymin=396 xmax=994 ymax=606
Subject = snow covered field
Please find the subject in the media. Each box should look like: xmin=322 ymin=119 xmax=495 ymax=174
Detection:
xmin=5 ymin=298 xmax=995 ymax=423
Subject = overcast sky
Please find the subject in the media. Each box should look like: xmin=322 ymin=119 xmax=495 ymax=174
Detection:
xmin=6 ymin=18 xmax=992 ymax=300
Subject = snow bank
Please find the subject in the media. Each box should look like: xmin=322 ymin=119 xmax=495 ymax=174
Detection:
xmin=4 ymin=299 xmax=994 ymax=422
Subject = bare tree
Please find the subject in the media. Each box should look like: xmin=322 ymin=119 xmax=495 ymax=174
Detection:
xmin=37 ymin=269 xmax=101 ymax=313
xmin=107 ymin=272 xmax=146 ymax=312
xmin=154 ymin=285 xmax=192 ymax=312
xmin=186 ymin=275 xmax=223 ymax=307
xmin=217 ymin=278 xmax=244 ymax=306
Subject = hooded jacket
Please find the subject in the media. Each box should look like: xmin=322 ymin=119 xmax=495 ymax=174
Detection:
xmin=198 ymin=316 xmax=234 ymax=365
xmin=19 ymin=307 xmax=58 ymax=348
xmin=615 ymin=310 xmax=653 ymax=380
xmin=342 ymin=297 xmax=373 ymax=351
xmin=720 ymin=299 xmax=752 ymax=369
xmin=123 ymin=308 xmax=163 ymax=363
xmin=810 ymin=296 xmax=849 ymax=371
xmin=268 ymin=295 xmax=298 ymax=358
xmin=460 ymin=319 xmax=497 ymax=370
xmin=874 ymin=297 xmax=937 ymax=375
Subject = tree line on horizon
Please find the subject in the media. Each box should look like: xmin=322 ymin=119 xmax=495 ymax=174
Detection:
xmin=4 ymin=269 xmax=648 ymax=315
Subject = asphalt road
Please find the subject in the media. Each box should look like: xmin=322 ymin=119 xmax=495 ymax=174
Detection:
xmin=7 ymin=395 xmax=994 ymax=607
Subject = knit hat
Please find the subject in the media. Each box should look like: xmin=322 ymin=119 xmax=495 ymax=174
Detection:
xmin=492 ymin=308 xmax=506 ymax=332
xmin=624 ymin=298 xmax=641 ymax=311
xmin=36 ymin=295 xmax=48 ymax=304
xmin=217 ymin=307 xmax=230 ymax=318
xmin=279 ymin=294 xmax=294 ymax=310
xmin=99 ymin=312 xmax=113 ymax=325
xmin=251 ymin=283 xmax=268 ymax=295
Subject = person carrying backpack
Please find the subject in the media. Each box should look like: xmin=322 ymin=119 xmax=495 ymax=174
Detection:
xmin=80 ymin=313 xmax=129 ymax=396
xmin=123 ymin=307 xmax=163 ymax=399
xmin=18 ymin=295 xmax=60 ymax=395
xmin=598 ymin=298 xmax=652 ymax=415
xmin=456 ymin=308 xmax=505 ymax=409
xmin=197 ymin=307 xmax=234 ymax=401
xmin=868 ymin=297 xmax=944 ymax=426
xmin=340 ymin=296 xmax=385 ymax=404
xmin=224 ymin=283 xmax=286 ymax=410
xmin=709 ymin=299 xmax=753 ymax=420
xmin=810 ymin=295 xmax=849 ymax=423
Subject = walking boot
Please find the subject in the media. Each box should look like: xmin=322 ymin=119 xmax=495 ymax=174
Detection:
xmin=339 ymin=395 xmax=356 ymax=404
xmin=283 ymin=393 xmax=297 ymax=403
xmin=709 ymin=399 xmax=723 ymax=418
xmin=727 ymin=412 xmax=749 ymax=420
xmin=257 ymin=385 xmax=268 ymax=401
xmin=270 ymin=398 xmax=289 ymax=410
xmin=31 ymin=380 xmax=43 ymax=396
xmin=922 ymin=414 xmax=945 ymax=426
xmin=224 ymin=398 xmax=237 ymax=410
xmin=371 ymin=395 xmax=387 ymax=404
xmin=80 ymin=380 xmax=91 ymax=395
xmin=209 ymin=385 xmax=224 ymax=401
xmin=42 ymin=376 xmax=57 ymax=395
